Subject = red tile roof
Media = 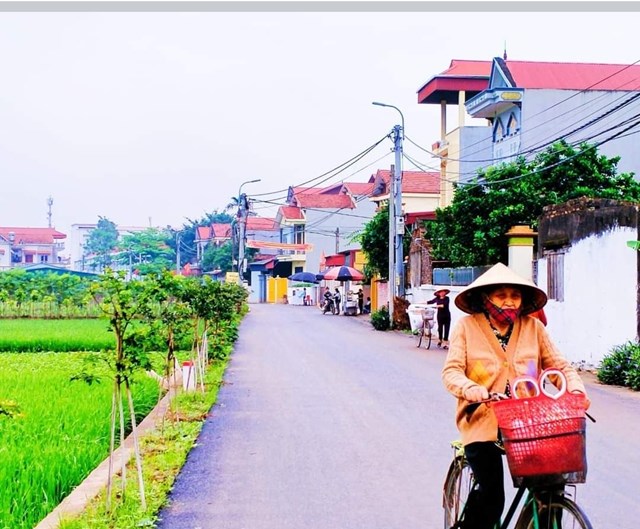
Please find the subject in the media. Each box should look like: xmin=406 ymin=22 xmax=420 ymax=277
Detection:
xmin=279 ymin=206 xmax=305 ymax=220
xmin=211 ymin=223 xmax=232 ymax=238
xmin=295 ymin=193 xmax=354 ymax=209
xmin=504 ymin=60 xmax=640 ymax=90
xmin=0 ymin=227 xmax=66 ymax=244
xmin=370 ymin=170 xmax=440 ymax=195
xmin=196 ymin=226 xmax=211 ymax=240
xmin=246 ymin=217 xmax=277 ymax=231
xmin=418 ymin=59 xmax=492 ymax=104
xmin=343 ymin=182 xmax=375 ymax=196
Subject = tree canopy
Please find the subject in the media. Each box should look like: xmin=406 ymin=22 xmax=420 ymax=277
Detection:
xmin=83 ymin=216 xmax=119 ymax=271
xmin=426 ymin=140 xmax=640 ymax=267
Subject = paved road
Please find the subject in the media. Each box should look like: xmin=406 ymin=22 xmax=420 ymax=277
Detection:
xmin=156 ymin=303 xmax=640 ymax=528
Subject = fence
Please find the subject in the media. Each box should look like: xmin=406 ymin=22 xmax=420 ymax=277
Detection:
xmin=432 ymin=265 xmax=492 ymax=287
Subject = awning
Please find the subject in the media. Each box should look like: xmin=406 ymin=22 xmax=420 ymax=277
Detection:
xmin=246 ymin=240 xmax=313 ymax=252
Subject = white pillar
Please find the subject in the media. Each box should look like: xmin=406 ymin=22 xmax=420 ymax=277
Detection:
xmin=506 ymin=225 xmax=536 ymax=280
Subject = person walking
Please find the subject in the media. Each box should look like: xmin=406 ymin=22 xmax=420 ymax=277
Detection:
xmin=427 ymin=288 xmax=452 ymax=348
xmin=441 ymin=263 xmax=590 ymax=529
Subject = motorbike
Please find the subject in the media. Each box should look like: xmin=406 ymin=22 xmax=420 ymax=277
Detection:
xmin=321 ymin=295 xmax=336 ymax=315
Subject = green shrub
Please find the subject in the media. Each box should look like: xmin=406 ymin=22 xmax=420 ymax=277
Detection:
xmin=626 ymin=348 xmax=640 ymax=390
xmin=597 ymin=341 xmax=640 ymax=388
xmin=370 ymin=307 xmax=390 ymax=331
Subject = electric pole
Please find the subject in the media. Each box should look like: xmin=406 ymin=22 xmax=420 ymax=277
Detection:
xmin=388 ymin=164 xmax=396 ymax=319
xmin=392 ymin=124 xmax=405 ymax=298
xmin=237 ymin=179 xmax=261 ymax=278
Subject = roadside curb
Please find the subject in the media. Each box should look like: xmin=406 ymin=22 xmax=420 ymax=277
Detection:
xmin=34 ymin=391 xmax=173 ymax=529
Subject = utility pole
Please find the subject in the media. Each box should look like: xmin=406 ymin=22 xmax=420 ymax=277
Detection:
xmin=176 ymin=232 xmax=181 ymax=274
xmin=237 ymin=179 xmax=261 ymax=278
xmin=373 ymin=101 xmax=406 ymax=324
xmin=335 ymin=227 xmax=340 ymax=254
xmin=388 ymin=165 xmax=396 ymax=320
xmin=392 ymin=124 xmax=405 ymax=298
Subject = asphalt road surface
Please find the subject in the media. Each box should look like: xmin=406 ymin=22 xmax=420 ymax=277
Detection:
xmin=156 ymin=303 xmax=640 ymax=529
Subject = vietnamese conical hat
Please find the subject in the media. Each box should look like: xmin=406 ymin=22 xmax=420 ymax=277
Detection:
xmin=454 ymin=262 xmax=547 ymax=315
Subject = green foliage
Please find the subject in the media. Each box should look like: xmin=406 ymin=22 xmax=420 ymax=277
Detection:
xmin=427 ymin=140 xmax=640 ymax=266
xmin=84 ymin=217 xmax=119 ymax=272
xmin=597 ymin=341 xmax=640 ymax=390
xmin=118 ymin=228 xmax=175 ymax=276
xmin=0 ymin=352 xmax=159 ymax=529
xmin=176 ymin=210 xmax=234 ymax=267
xmin=0 ymin=319 xmax=113 ymax=352
xmin=370 ymin=306 xmax=390 ymax=331
xmin=359 ymin=205 xmax=390 ymax=279
xmin=201 ymin=241 xmax=233 ymax=274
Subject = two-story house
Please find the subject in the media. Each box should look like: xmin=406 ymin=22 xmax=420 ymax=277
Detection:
xmin=0 ymin=227 xmax=66 ymax=270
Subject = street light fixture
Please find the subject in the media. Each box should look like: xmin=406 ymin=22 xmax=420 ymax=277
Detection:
xmin=372 ymin=101 xmax=406 ymax=324
xmin=237 ymin=178 xmax=262 ymax=276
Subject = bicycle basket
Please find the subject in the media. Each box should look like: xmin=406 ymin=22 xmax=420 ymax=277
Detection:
xmin=492 ymin=392 xmax=587 ymax=486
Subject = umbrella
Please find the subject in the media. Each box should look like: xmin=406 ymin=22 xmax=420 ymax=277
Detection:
xmin=318 ymin=266 xmax=365 ymax=282
xmin=288 ymin=271 xmax=319 ymax=283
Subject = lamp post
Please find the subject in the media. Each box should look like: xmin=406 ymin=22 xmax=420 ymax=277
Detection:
xmin=237 ymin=178 xmax=261 ymax=277
xmin=372 ymin=102 xmax=406 ymax=321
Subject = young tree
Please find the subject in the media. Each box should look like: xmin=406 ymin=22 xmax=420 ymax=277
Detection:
xmin=84 ymin=216 xmax=119 ymax=272
xmin=427 ymin=140 xmax=640 ymax=267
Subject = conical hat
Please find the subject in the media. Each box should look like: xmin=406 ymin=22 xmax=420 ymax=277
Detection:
xmin=454 ymin=263 xmax=547 ymax=315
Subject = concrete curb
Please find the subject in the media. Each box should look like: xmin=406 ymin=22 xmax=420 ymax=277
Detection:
xmin=34 ymin=392 xmax=173 ymax=529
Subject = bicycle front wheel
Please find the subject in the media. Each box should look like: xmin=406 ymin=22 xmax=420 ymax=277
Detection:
xmin=414 ymin=327 xmax=423 ymax=348
xmin=443 ymin=456 xmax=474 ymax=529
xmin=424 ymin=323 xmax=432 ymax=349
xmin=515 ymin=493 xmax=593 ymax=529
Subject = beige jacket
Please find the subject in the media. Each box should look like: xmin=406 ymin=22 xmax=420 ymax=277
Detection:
xmin=441 ymin=313 xmax=587 ymax=446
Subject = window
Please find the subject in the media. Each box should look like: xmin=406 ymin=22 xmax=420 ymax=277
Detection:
xmin=293 ymin=225 xmax=305 ymax=245
xmin=546 ymin=250 xmax=564 ymax=302
xmin=493 ymin=118 xmax=505 ymax=142
xmin=40 ymin=255 xmax=49 ymax=263
xmin=507 ymin=113 xmax=519 ymax=135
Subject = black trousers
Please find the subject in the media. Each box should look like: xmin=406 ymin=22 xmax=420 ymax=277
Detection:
xmin=438 ymin=318 xmax=451 ymax=342
xmin=462 ymin=441 xmax=505 ymax=529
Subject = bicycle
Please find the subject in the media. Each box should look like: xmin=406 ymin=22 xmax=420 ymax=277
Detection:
xmin=442 ymin=373 xmax=594 ymax=529
xmin=414 ymin=308 xmax=435 ymax=349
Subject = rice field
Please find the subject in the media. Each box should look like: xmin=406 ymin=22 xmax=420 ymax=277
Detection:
xmin=0 ymin=351 xmax=161 ymax=529
xmin=0 ymin=319 xmax=114 ymax=352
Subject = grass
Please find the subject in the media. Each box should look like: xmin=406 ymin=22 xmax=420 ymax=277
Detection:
xmin=0 ymin=352 xmax=160 ymax=529
xmin=0 ymin=319 xmax=114 ymax=352
xmin=57 ymin=360 xmax=229 ymax=529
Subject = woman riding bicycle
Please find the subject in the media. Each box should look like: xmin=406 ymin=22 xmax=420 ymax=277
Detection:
xmin=441 ymin=263 xmax=590 ymax=529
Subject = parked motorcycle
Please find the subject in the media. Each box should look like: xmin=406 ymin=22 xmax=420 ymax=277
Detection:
xmin=321 ymin=295 xmax=336 ymax=315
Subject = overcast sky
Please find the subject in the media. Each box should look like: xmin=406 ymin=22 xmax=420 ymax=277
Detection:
xmin=1 ymin=7 xmax=640 ymax=240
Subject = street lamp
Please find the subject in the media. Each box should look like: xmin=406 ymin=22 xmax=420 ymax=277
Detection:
xmin=237 ymin=178 xmax=262 ymax=276
xmin=372 ymin=102 xmax=406 ymax=322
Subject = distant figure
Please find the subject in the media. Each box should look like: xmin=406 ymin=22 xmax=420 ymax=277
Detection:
xmin=362 ymin=296 xmax=371 ymax=314
xmin=303 ymin=288 xmax=308 ymax=306
xmin=427 ymin=288 xmax=452 ymax=348
xmin=333 ymin=287 xmax=342 ymax=315
xmin=357 ymin=288 xmax=364 ymax=314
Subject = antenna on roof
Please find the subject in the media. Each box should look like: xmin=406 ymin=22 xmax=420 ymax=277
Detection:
xmin=47 ymin=195 xmax=53 ymax=228
xmin=503 ymin=41 xmax=508 ymax=61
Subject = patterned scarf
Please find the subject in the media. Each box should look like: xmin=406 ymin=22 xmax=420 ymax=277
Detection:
xmin=483 ymin=297 xmax=521 ymax=326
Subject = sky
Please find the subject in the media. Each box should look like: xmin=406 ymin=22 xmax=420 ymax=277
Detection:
xmin=2 ymin=5 xmax=640 ymax=246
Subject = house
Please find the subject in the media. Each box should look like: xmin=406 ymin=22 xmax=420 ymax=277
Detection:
xmin=276 ymin=182 xmax=376 ymax=275
xmin=368 ymin=168 xmax=440 ymax=230
xmin=195 ymin=223 xmax=232 ymax=262
xmin=0 ymin=227 xmax=66 ymax=270
xmin=419 ymin=57 xmax=640 ymax=207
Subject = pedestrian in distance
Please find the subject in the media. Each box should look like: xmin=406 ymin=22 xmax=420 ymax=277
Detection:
xmin=333 ymin=287 xmax=342 ymax=315
xmin=302 ymin=287 xmax=308 ymax=306
xmin=441 ymin=262 xmax=590 ymax=529
xmin=362 ymin=296 xmax=371 ymax=314
xmin=357 ymin=288 xmax=364 ymax=314
xmin=427 ymin=288 xmax=452 ymax=348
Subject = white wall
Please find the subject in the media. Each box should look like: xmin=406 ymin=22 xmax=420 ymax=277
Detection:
xmin=538 ymin=228 xmax=637 ymax=366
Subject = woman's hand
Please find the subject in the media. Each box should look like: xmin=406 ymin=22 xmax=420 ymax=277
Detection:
xmin=463 ymin=386 xmax=489 ymax=402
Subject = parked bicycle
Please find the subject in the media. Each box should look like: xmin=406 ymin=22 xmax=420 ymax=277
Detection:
xmin=414 ymin=307 xmax=435 ymax=349
xmin=443 ymin=371 xmax=594 ymax=529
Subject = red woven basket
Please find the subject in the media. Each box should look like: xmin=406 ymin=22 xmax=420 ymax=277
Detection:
xmin=492 ymin=392 xmax=587 ymax=485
